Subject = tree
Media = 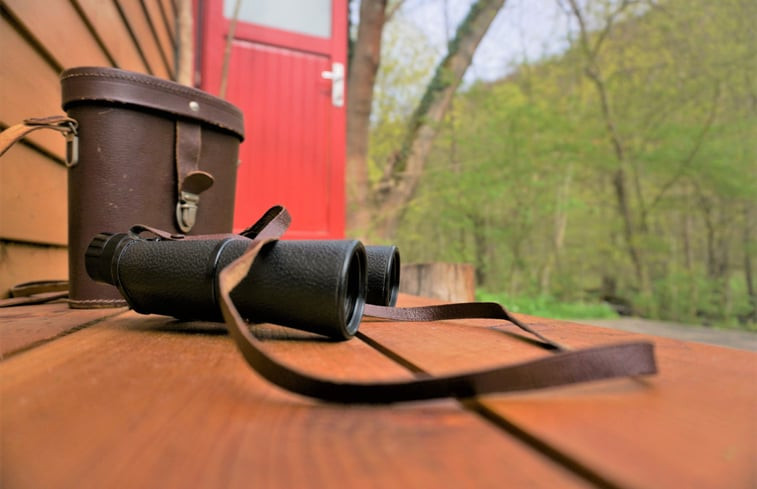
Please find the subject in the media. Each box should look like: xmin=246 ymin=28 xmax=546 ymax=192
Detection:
xmin=347 ymin=0 xmax=507 ymax=239
xmin=346 ymin=0 xmax=387 ymax=237
xmin=564 ymin=0 xmax=651 ymax=293
xmin=389 ymin=0 xmax=755 ymax=326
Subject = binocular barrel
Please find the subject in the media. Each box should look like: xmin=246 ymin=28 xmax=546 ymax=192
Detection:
xmin=365 ymin=245 xmax=400 ymax=308
xmin=85 ymin=233 xmax=399 ymax=339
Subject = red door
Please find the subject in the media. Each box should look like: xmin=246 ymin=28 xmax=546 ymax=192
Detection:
xmin=200 ymin=0 xmax=346 ymax=238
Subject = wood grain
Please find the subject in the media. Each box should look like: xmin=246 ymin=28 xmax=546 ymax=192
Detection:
xmin=359 ymin=296 xmax=757 ymax=489
xmin=0 ymin=243 xmax=67 ymax=302
xmin=0 ymin=0 xmax=175 ymax=299
xmin=483 ymin=316 xmax=757 ymax=489
xmin=0 ymin=302 xmax=125 ymax=358
xmin=0 ymin=14 xmax=66 ymax=159
xmin=158 ymin=0 xmax=177 ymax=46
xmin=3 ymin=0 xmax=110 ymax=68
xmin=115 ymin=0 xmax=171 ymax=78
xmin=142 ymin=0 xmax=175 ymax=75
xmin=0 ymin=142 xmax=67 ymax=245
xmin=73 ymin=0 xmax=148 ymax=72
xmin=0 ymin=308 xmax=591 ymax=489
xmin=400 ymin=263 xmax=476 ymax=302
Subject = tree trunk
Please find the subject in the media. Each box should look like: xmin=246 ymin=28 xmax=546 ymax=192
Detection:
xmin=540 ymin=163 xmax=572 ymax=293
xmin=372 ymin=0 xmax=506 ymax=239
xmin=567 ymin=0 xmax=649 ymax=293
xmin=469 ymin=213 xmax=488 ymax=286
xmin=176 ymin=0 xmax=194 ymax=85
xmin=683 ymin=190 xmax=693 ymax=271
xmin=744 ymin=203 xmax=756 ymax=323
xmin=400 ymin=263 xmax=476 ymax=302
xmin=345 ymin=0 xmax=387 ymax=236
xmin=612 ymin=167 xmax=647 ymax=288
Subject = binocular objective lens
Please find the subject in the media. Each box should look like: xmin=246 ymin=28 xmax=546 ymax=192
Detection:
xmin=344 ymin=246 xmax=364 ymax=328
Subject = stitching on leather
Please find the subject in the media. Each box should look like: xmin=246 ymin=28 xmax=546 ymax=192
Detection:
xmin=60 ymin=71 xmax=234 ymax=109
xmin=61 ymin=71 xmax=243 ymax=135
xmin=68 ymin=299 xmax=127 ymax=305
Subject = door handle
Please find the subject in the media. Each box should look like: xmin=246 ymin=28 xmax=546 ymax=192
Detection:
xmin=320 ymin=62 xmax=344 ymax=107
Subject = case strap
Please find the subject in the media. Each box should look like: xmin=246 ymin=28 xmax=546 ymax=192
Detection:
xmin=175 ymin=120 xmax=214 ymax=233
xmin=0 ymin=198 xmax=658 ymax=402
xmin=0 ymin=116 xmax=78 ymax=165
xmin=0 ymin=117 xmax=77 ymax=307
xmin=0 ymin=280 xmax=69 ymax=307
xmin=218 ymin=206 xmax=657 ymax=404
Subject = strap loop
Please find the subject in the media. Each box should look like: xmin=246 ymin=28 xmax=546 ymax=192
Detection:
xmin=217 ymin=206 xmax=658 ymax=404
xmin=0 ymin=280 xmax=69 ymax=308
xmin=175 ymin=121 xmax=213 ymax=232
xmin=0 ymin=116 xmax=79 ymax=166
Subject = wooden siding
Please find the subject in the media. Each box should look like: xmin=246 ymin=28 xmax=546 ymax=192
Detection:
xmin=0 ymin=0 xmax=178 ymax=297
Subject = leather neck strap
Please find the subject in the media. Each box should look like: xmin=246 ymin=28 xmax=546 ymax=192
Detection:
xmin=0 ymin=196 xmax=657 ymax=401
xmin=0 ymin=116 xmax=78 ymax=165
xmin=218 ymin=206 xmax=657 ymax=404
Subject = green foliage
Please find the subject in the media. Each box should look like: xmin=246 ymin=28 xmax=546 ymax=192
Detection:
xmin=368 ymin=0 xmax=757 ymax=329
xmin=476 ymin=290 xmax=619 ymax=320
xmin=368 ymin=14 xmax=436 ymax=183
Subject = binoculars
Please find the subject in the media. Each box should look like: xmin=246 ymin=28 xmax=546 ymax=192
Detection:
xmin=85 ymin=231 xmax=400 ymax=340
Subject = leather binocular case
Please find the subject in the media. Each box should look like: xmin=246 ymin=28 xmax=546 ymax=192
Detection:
xmin=60 ymin=67 xmax=244 ymax=308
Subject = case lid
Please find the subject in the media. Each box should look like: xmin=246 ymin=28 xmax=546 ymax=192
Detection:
xmin=61 ymin=67 xmax=244 ymax=140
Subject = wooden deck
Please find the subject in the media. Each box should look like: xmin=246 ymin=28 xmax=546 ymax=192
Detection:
xmin=1 ymin=295 xmax=755 ymax=489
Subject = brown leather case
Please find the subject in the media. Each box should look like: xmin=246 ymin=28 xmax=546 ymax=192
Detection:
xmin=61 ymin=67 xmax=244 ymax=308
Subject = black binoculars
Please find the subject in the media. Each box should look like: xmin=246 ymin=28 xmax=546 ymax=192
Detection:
xmin=85 ymin=231 xmax=400 ymax=340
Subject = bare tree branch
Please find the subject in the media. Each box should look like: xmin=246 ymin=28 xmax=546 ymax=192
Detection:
xmin=566 ymin=0 xmax=648 ymax=289
xmin=176 ymin=0 xmax=194 ymax=85
xmin=219 ymin=0 xmax=242 ymax=99
xmin=645 ymin=83 xmax=721 ymax=216
xmin=373 ymin=0 xmax=507 ymax=238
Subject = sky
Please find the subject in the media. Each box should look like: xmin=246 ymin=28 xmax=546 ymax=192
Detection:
xmin=391 ymin=0 xmax=576 ymax=83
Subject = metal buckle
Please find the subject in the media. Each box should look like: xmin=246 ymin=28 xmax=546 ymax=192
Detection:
xmin=23 ymin=116 xmax=79 ymax=166
xmin=176 ymin=191 xmax=201 ymax=233
xmin=64 ymin=128 xmax=79 ymax=168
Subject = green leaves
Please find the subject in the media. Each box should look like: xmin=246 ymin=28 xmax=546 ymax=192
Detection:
xmin=376 ymin=0 xmax=756 ymax=327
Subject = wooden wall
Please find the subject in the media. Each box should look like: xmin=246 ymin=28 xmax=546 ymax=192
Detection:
xmin=0 ymin=0 xmax=178 ymax=297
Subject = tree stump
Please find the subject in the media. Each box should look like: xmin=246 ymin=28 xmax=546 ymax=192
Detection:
xmin=399 ymin=263 xmax=476 ymax=302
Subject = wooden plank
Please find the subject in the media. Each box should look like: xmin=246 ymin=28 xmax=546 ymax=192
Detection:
xmin=0 ymin=309 xmax=591 ymax=489
xmin=0 ymin=243 xmax=67 ymax=301
xmin=358 ymin=296 xmax=559 ymax=378
xmin=400 ymin=263 xmax=476 ymax=302
xmin=481 ymin=317 xmax=757 ymax=489
xmin=158 ymin=0 xmax=177 ymax=46
xmin=0 ymin=302 xmax=126 ymax=358
xmin=142 ymin=0 xmax=176 ymax=76
xmin=0 ymin=15 xmax=66 ymax=160
xmin=359 ymin=296 xmax=757 ymax=489
xmin=115 ymin=0 xmax=171 ymax=78
xmin=73 ymin=0 xmax=148 ymax=73
xmin=3 ymin=0 xmax=110 ymax=68
xmin=0 ymin=142 xmax=67 ymax=245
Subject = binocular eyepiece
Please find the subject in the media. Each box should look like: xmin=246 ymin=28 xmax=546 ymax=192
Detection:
xmin=85 ymin=231 xmax=400 ymax=340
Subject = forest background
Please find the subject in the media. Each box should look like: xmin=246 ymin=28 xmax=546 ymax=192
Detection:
xmin=345 ymin=0 xmax=756 ymax=329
